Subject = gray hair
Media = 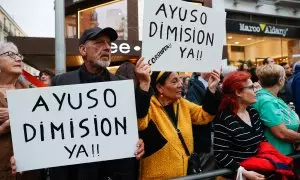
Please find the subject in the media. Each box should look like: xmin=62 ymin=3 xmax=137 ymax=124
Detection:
xmin=0 ymin=41 xmax=18 ymax=54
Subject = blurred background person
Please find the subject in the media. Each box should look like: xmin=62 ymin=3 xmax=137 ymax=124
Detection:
xmin=39 ymin=68 xmax=54 ymax=86
xmin=137 ymin=68 xmax=220 ymax=179
xmin=181 ymin=76 xmax=190 ymax=97
xmin=238 ymin=61 xmax=258 ymax=83
xmin=262 ymin=57 xmax=275 ymax=65
xmin=220 ymin=66 xmax=237 ymax=87
xmin=292 ymin=62 xmax=300 ymax=116
xmin=280 ymin=62 xmax=293 ymax=79
xmin=186 ymin=72 xmax=220 ymax=178
xmin=278 ymin=62 xmax=294 ymax=104
xmin=0 ymin=41 xmax=42 ymax=180
xmin=238 ymin=62 xmax=250 ymax=72
xmin=253 ymin=64 xmax=300 ymax=156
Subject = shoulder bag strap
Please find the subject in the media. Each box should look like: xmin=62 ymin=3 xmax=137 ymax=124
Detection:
xmin=162 ymin=104 xmax=190 ymax=156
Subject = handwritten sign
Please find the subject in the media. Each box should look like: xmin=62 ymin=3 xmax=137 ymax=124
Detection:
xmin=7 ymin=80 xmax=138 ymax=172
xmin=142 ymin=0 xmax=226 ymax=72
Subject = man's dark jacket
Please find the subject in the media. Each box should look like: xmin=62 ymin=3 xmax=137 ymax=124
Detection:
xmin=186 ymin=75 xmax=212 ymax=153
xmin=50 ymin=66 xmax=149 ymax=180
xmin=292 ymin=65 xmax=300 ymax=116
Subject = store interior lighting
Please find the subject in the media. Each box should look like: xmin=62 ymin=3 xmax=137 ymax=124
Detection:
xmin=292 ymin=54 xmax=300 ymax=58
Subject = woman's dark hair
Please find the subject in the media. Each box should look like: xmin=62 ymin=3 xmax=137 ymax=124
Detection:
xmin=39 ymin=69 xmax=55 ymax=78
xmin=115 ymin=62 xmax=137 ymax=85
xmin=219 ymin=71 xmax=251 ymax=115
xmin=150 ymin=71 xmax=172 ymax=94
xmin=263 ymin=57 xmax=270 ymax=65
xmin=238 ymin=62 xmax=247 ymax=71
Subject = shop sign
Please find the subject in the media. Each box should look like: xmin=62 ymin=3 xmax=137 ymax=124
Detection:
xmin=111 ymin=40 xmax=142 ymax=56
xmin=227 ymin=20 xmax=300 ymax=38
xmin=239 ymin=23 xmax=288 ymax=37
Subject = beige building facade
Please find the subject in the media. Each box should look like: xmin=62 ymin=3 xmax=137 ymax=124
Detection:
xmin=0 ymin=5 xmax=27 ymax=41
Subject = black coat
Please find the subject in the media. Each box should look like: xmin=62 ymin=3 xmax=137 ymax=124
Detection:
xmin=186 ymin=76 xmax=212 ymax=153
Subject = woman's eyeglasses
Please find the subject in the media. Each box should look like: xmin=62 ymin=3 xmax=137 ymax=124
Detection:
xmin=242 ymin=85 xmax=255 ymax=91
xmin=0 ymin=51 xmax=24 ymax=61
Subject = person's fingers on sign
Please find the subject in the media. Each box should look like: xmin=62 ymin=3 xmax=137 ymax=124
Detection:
xmin=0 ymin=107 xmax=9 ymax=123
xmin=0 ymin=119 xmax=10 ymax=134
xmin=208 ymin=69 xmax=221 ymax=94
xmin=135 ymin=139 xmax=145 ymax=160
xmin=10 ymin=156 xmax=17 ymax=176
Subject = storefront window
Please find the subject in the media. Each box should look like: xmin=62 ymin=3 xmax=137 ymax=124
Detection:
xmin=78 ymin=0 xmax=128 ymax=40
xmin=226 ymin=33 xmax=299 ymax=66
xmin=65 ymin=14 xmax=77 ymax=38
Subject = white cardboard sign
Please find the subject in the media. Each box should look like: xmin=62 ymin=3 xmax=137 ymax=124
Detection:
xmin=7 ymin=80 xmax=138 ymax=172
xmin=142 ymin=0 xmax=226 ymax=72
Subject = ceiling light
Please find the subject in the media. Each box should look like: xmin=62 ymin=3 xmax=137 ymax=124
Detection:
xmin=247 ymin=38 xmax=252 ymax=40
xmin=227 ymin=36 xmax=233 ymax=39
xmin=234 ymin=41 xmax=240 ymax=44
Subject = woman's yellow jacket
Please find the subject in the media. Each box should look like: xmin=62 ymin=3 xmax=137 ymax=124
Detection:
xmin=138 ymin=94 xmax=216 ymax=180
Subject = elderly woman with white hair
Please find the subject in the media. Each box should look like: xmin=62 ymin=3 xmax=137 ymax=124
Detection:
xmin=253 ymin=64 xmax=300 ymax=156
xmin=0 ymin=41 xmax=41 ymax=180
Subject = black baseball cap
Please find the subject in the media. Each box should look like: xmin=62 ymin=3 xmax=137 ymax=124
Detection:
xmin=79 ymin=27 xmax=118 ymax=45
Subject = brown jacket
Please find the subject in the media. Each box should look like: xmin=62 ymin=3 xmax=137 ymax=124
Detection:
xmin=0 ymin=80 xmax=42 ymax=180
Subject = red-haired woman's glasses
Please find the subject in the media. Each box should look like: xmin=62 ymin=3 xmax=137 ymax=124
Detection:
xmin=242 ymin=85 xmax=255 ymax=91
xmin=0 ymin=51 xmax=24 ymax=61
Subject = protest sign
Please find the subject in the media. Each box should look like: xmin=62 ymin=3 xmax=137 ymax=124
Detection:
xmin=7 ymin=80 xmax=138 ymax=172
xmin=142 ymin=0 xmax=226 ymax=72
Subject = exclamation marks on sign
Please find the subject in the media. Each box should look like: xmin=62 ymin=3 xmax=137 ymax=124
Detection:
xmin=197 ymin=50 xmax=203 ymax=60
xmin=92 ymin=144 xmax=100 ymax=157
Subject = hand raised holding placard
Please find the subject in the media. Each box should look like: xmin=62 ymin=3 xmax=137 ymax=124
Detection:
xmin=135 ymin=57 xmax=151 ymax=92
xmin=208 ymin=69 xmax=220 ymax=94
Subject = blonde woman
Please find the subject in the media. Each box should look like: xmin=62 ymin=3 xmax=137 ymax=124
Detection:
xmin=253 ymin=64 xmax=300 ymax=155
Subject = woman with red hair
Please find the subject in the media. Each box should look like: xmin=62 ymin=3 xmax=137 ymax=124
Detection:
xmin=214 ymin=71 xmax=295 ymax=180
xmin=214 ymin=71 xmax=266 ymax=180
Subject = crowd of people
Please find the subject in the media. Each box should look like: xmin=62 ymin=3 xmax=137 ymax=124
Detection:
xmin=0 ymin=26 xmax=300 ymax=180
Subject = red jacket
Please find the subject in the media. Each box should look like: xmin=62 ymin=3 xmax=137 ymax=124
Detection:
xmin=240 ymin=142 xmax=294 ymax=180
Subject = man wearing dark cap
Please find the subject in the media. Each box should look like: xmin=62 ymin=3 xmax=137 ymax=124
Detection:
xmin=50 ymin=27 xmax=149 ymax=180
